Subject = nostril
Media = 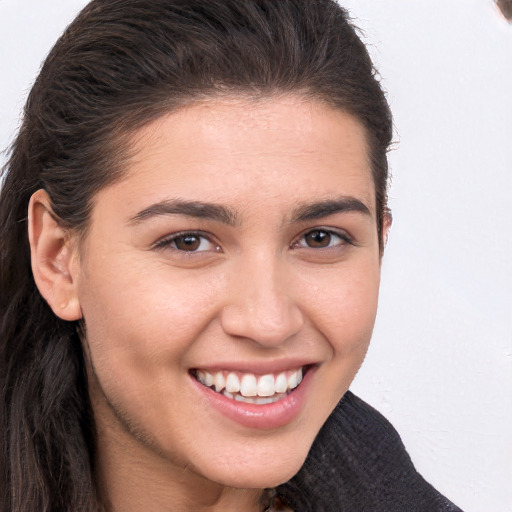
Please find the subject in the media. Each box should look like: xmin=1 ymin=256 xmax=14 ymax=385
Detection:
xmin=220 ymin=301 xmax=304 ymax=346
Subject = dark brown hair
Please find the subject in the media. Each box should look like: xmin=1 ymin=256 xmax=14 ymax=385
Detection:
xmin=0 ymin=1 xmax=392 ymax=510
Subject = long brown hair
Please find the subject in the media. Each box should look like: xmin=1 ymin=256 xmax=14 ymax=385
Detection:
xmin=0 ymin=1 xmax=392 ymax=510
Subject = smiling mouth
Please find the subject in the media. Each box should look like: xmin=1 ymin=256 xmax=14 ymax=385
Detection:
xmin=191 ymin=367 xmax=307 ymax=405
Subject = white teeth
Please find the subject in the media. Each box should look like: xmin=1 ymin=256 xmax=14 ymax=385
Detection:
xmin=214 ymin=372 xmax=225 ymax=392
xmin=257 ymin=374 xmax=275 ymax=397
xmin=275 ymin=372 xmax=288 ymax=393
xmin=203 ymin=371 xmax=214 ymax=387
xmin=195 ymin=367 xmax=306 ymax=401
xmin=233 ymin=393 xmax=283 ymax=404
xmin=225 ymin=372 xmax=240 ymax=393
xmin=240 ymin=374 xmax=258 ymax=397
xmin=255 ymin=396 xmax=279 ymax=405
xmin=287 ymin=372 xmax=297 ymax=390
xmin=287 ymin=368 xmax=303 ymax=390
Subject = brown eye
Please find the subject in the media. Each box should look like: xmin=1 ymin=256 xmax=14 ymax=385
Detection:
xmin=174 ymin=234 xmax=201 ymax=251
xmin=304 ymin=230 xmax=332 ymax=248
xmin=155 ymin=232 xmax=219 ymax=253
xmin=294 ymin=229 xmax=352 ymax=251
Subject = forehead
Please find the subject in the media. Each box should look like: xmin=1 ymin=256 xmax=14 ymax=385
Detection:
xmin=97 ymin=96 xmax=375 ymax=220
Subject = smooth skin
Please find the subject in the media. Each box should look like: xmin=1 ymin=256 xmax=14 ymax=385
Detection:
xmin=29 ymin=96 xmax=391 ymax=512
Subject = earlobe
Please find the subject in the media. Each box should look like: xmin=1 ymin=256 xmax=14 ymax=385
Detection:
xmin=28 ymin=190 xmax=82 ymax=321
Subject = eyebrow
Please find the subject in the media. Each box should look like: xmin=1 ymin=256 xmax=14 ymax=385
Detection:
xmin=128 ymin=196 xmax=370 ymax=227
xmin=128 ymin=199 xmax=239 ymax=226
xmin=290 ymin=197 xmax=371 ymax=223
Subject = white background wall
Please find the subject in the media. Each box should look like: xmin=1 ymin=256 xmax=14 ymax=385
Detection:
xmin=1 ymin=1 xmax=511 ymax=511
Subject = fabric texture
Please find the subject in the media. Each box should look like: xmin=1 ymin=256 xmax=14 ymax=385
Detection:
xmin=275 ymin=391 xmax=463 ymax=512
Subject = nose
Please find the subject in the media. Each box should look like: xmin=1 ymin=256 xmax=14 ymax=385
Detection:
xmin=220 ymin=255 xmax=304 ymax=347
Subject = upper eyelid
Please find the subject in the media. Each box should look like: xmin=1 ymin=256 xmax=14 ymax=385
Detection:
xmin=153 ymin=230 xmax=217 ymax=249
xmin=293 ymin=226 xmax=354 ymax=244
xmin=151 ymin=226 xmax=354 ymax=251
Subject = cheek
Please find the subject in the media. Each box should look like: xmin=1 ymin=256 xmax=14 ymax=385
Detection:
xmin=77 ymin=256 xmax=224 ymax=378
xmin=77 ymin=258 xmax=227 ymax=448
xmin=302 ymin=259 xmax=381 ymax=356
xmin=302 ymin=261 xmax=381 ymax=416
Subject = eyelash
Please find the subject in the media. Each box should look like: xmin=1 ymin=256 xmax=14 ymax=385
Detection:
xmin=292 ymin=228 xmax=354 ymax=250
xmin=153 ymin=228 xmax=353 ymax=254
xmin=153 ymin=231 xmax=221 ymax=253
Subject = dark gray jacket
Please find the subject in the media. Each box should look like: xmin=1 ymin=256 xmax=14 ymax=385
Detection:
xmin=275 ymin=391 xmax=463 ymax=511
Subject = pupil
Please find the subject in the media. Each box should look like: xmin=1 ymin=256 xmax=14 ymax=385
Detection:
xmin=176 ymin=235 xmax=200 ymax=251
xmin=306 ymin=230 xmax=330 ymax=248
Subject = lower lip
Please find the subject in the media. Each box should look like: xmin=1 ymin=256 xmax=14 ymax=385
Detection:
xmin=191 ymin=368 xmax=315 ymax=430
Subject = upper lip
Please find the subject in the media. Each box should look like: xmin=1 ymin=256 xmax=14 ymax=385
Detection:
xmin=191 ymin=358 xmax=318 ymax=375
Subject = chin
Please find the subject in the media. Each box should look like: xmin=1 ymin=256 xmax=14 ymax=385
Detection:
xmin=199 ymin=446 xmax=309 ymax=490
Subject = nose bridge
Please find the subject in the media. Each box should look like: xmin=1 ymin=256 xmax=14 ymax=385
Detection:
xmin=221 ymin=249 xmax=303 ymax=345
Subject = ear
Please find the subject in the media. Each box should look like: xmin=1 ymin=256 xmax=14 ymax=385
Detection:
xmin=382 ymin=210 xmax=393 ymax=251
xmin=28 ymin=190 xmax=82 ymax=321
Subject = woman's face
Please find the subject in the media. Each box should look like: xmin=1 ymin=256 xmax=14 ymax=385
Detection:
xmin=75 ymin=96 xmax=384 ymax=489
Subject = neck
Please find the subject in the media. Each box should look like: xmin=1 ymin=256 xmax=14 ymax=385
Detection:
xmin=93 ymin=414 xmax=264 ymax=512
